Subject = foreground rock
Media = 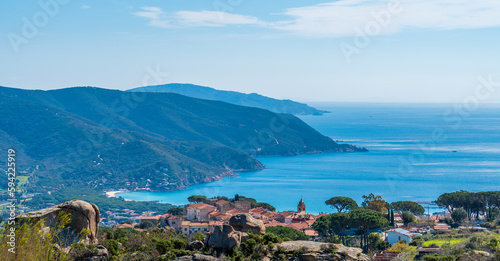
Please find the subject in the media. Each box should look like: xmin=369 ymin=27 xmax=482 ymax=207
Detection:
xmin=206 ymin=224 xmax=243 ymax=250
xmin=276 ymin=241 xmax=369 ymax=261
xmin=175 ymin=253 xmax=222 ymax=261
xmin=228 ymin=213 xmax=266 ymax=235
xmin=16 ymin=200 xmax=100 ymax=245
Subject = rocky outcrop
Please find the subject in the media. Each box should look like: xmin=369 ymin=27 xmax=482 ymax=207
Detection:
xmin=187 ymin=240 xmax=205 ymax=251
xmin=16 ymin=200 xmax=100 ymax=245
xmin=206 ymin=224 xmax=242 ymax=250
xmin=275 ymin=241 xmax=369 ymax=261
xmin=175 ymin=253 xmax=222 ymax=261
xmin=229 ymin=213 xmax=266 ymax=235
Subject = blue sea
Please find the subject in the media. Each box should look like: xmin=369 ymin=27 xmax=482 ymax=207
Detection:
xmin=118 ymin=103 xmax=500 ymax=214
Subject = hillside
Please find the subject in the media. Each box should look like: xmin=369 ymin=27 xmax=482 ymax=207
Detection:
xmin=128 ymin=83 xmax=329 ymax=115
xmin=0 ymin=86 xmax=365 ymax=192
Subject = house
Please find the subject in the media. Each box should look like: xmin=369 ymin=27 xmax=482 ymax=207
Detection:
xmin=234 ymin=201 xmax=251 ymax=212
xmin=385 ymin=228 xmax=421 ymax=245
xmin=181 ymin=221 xmax=215 ymax=237
xmin=186 ymin=203 xmax=217 ymax=221
xmin=215 ymin=199 xmax=233 ymax=213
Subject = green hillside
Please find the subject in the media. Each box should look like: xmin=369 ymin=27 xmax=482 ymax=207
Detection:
xmin=0 ymin=86 xmax=366 ymax=192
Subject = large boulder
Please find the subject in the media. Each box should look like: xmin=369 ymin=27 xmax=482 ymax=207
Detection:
xmin=175 ymin=253 xmax=222 ymax=261
xmin=228 ymin=213 xmax=265 ymax=235
xmin=206 ymin=224 xmax=242 ymax=250
xmin=16 ymin=200 xmax=100 ymax=245
xmin=275 ymin=241 xmax=369 ymax=261
xmin=187 ymin=240 xmax=205 ymax=251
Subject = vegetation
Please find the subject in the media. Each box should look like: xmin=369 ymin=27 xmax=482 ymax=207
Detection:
xmin=436 ymin=191 xmax=500 ymax=220
xmin=361 ymin=193 xmax=388 ymax=213
xmin=265 ymin=226 xmax=309 ymax=241
xmin=325 ymin=196 xmax=358 ymax=213
xmin=391 ymin=201 xmax=425 ymax=215
xmin=0 ymin=86 xmax=365 ymax=198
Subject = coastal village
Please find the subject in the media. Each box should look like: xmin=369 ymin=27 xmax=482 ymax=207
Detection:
xmin=102 ymin=196 xmax=481 ymax=260
xmin=109 ymin=198 xmax=322 ymax=239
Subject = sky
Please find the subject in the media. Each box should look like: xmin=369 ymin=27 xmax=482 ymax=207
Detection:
xmin=1 ymin=0 xmax=500 ymax=103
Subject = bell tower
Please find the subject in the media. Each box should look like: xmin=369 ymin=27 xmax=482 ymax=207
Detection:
xmin=297 ymin=198 xmax=306 ymax=213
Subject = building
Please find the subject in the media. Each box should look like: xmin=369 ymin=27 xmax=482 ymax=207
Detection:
xmin=385 ymin=228 xmax=422 ymax=245
xmin=181 ymin=221 xmax=215 ymax=237
xmin=297 ymin=198 xmax=306 ymax=213
xmin=186 ymin=203 xmax=217 ymax=221
xmin=234 ymin=201 xmax=252 ymax=212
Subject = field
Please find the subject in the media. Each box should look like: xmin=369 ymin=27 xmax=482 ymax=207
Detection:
xmin=424 ymin=238 xmax=466 ymax=246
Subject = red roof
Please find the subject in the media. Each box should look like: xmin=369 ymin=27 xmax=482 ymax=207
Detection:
xmin=186 ymin=203 xmax=215 ymax=210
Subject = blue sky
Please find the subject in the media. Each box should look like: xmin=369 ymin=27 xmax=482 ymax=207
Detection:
xmin=1 ymin=0 xmax=499 ymax=103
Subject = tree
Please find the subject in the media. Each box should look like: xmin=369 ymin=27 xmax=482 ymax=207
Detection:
xmin=391 ymin=201 xmax=425 ymax=216
xmin=266 ymin=226 xmax=309 ymax=241
xmin=330 ymin=213 xmax=350 ymax=245
xmin=368 ymin=232 xmax=388 ymax=251
xmin=451 ymin=208 xmax=468 ymax=224
xmin=349 ymin=208 xmax=389 ymax=250
xmin=387 ymin=241 xmax=412 ymax=254
xmin=139 ymin=220 xmax=156 ymax=230
xmin=167 ymin=207 xmax=184 ymax=215
xmin=390 ymin=209 xmax=395 ymax=227
xmin=402 ymin=211 xmax=415 ymax=226
xmin=325 ymin=196 xmax=358 ymax=213
xmin=362 ymin=193 xmax=388 ymax=213
xmin=187 ymin=195 xmax=207 ymax=203
xmin=312 ymin=215 xmax=333 ymax=239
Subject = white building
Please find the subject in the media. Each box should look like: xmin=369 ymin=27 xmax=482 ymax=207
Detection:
xmin=385 ymin=228 xmax=421 ymax=245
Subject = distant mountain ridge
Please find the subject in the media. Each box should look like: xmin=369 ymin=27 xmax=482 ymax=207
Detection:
xmin=0 ymin=86 xmax=365 ymax=193
xmin=128 ymin=83 xmax=329 ymax=115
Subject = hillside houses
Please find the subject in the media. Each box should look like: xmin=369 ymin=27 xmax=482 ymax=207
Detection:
xmin=112 ymin=197 xmax=323 ymax=239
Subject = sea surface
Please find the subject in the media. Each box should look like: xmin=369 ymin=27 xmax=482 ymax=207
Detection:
xmin=118 ymin=103 xmax=500 ymax=214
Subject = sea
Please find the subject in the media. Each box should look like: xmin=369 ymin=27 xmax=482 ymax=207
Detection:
xmin=117 ymin=103 xmax=500 ymax=214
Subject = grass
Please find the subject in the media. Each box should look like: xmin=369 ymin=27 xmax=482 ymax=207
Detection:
xmin=16 ymin=176 xmax=29 ymax=188
xmin=424 ymin=238 xmax=466 ymax=246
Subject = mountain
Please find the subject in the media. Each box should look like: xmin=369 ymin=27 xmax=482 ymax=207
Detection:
xmin=0 ymin=86 xmax=365 ymax=192
xmin=128 ymin=83 xmax=329 ymax=115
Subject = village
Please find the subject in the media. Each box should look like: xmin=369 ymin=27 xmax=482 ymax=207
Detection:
xmin=100 ymin=194 xmax=491 ymax=260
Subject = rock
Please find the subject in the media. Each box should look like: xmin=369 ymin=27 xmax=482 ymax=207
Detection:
xmin=16 ymin=200 xmax=100 ymax=246
xmin=206 ymin=224 xmax=242 ymax=250
xmin=187 ymin=240 xmax=204 ymax=251
xmin=275 ymin=241 xmax=369 ymax=261
xmin=83 ymin=245 xmax=109 ymax=261
xmin=175 ymin=253 xmax=222 ymax=261
xmin=458 ymin=250 xmax=492 ymax=261
xmin=228 ymin=213 xmax=266 ymax=235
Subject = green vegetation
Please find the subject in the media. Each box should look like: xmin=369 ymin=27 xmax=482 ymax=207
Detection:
xmin=391 ymin=201 xmax=425 ymax=215
xmin=0 ymin=212 xmax=72 ymax=261
xmin=325 ymin=196 xmax=358 ymax=213
xmin=436 ymin=191 xmax=500 ymax=220
xmin=265 ymin=226 xmax=309 ymax=241
xmin=423 ymin=238 xmax=466 ymax=247
xmin=0 ymin=86 xmax=364 ymax=197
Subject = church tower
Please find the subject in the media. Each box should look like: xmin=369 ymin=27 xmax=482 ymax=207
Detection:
xmin=297 ymin=198 xmax=306 ymax=213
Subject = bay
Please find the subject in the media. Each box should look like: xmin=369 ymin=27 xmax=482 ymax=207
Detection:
xmin=118 ymin=103 xmax=500 ymax=214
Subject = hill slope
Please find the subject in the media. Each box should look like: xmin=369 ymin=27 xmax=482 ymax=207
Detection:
xmin=0 ymin=86 xmax=365 ymax=192
xmin=128 ymin=83 xmax=328 ymax=115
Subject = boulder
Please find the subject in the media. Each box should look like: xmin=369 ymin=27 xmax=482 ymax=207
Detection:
xmin=187 ymin=240 xmax=205 ymax=251
xmin=206 ymin=224 xmax=242 ymax=250
xmin=228 ymin=213 xmax=266 ymax=235
xmin=275 ymin=241 xmax=369 ymax=261
xmin=175 ymin=253 xmax=222 ymax=261
xmin=16 ymin=200 xmax=100 ymax=245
